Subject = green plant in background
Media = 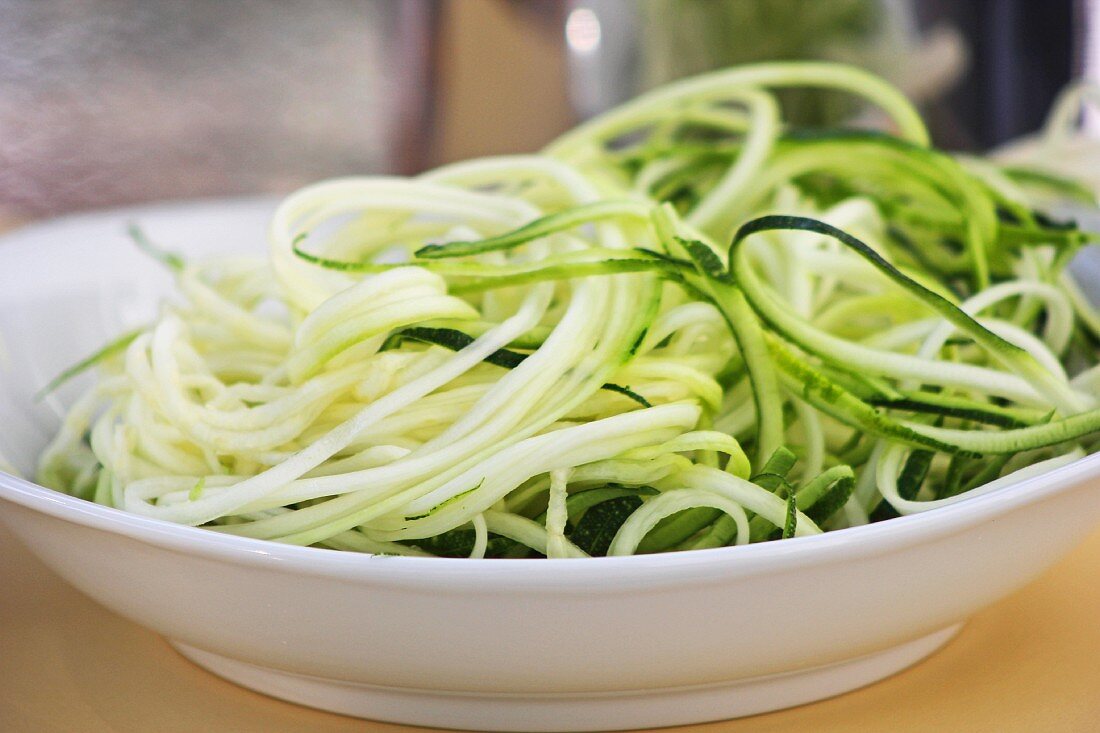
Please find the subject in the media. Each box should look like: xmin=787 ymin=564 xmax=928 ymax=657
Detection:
xmin=640 ymin=0 xmax=908 ymax=126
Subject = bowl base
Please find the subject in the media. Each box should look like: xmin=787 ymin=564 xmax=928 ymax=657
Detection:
xmin=171 ymin=624 xmax=961 ymax=731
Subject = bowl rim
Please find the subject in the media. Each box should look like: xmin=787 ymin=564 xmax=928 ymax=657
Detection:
xmin=3 ymin=453 xmax=1098 ymax=591
xmin=1 ymin=197 xmax=1098 ymax=591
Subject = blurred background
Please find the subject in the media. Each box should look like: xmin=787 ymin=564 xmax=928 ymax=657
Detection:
xmin=0 ymin=0 xmax=1092 ymax=221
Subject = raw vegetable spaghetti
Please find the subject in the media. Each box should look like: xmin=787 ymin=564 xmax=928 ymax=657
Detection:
xmin=38 ymin=62 xmax=1100 ymax=558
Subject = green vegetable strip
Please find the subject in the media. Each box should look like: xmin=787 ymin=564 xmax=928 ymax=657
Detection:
xmin=758 ymin=446 xmax=798 ymax=479
xmin=547 ymin=61 xmax=929 ymax=160
xmin=395 ymin=327 xmax=652 ymax=408
xmin=659 ymin=220 xmax=785 ymax=466
xmin=767 ymin=336 xmax=977 ymax=455
xmin=127 ymin=223 xmax=185 ymax=272
xmin=414 ymin=200 xmax=652 ymax=259
xmin=1000 ymin=166 xmax=1097 ymax=204
xmin=563 ymin=486 xmax=658 ymax=524
xmin=635 ymin=507 xmax=722 ymax=553
xmin=866 ymin=393 xmax=1042 ymax=429
xmin=782 ymin=487 xmax=798 ymax=539
xmin=896 ymin=449 xmax=934 ymax=500
xmin=904 ymin=412 xmax=1100 ymax=453
xmin=36 ymin=328 xmax=144 ymax=400
xmin=730 ymin=215 xmax=1088 ymax=416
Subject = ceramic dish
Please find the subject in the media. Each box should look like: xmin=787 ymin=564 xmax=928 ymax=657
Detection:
xmin=2 ymin=200 xmax=1099 ymax=732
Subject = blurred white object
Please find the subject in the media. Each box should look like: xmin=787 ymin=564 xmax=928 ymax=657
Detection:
xmin=996 ymin=82 xmax=1100 ymax=192
xmin=0 ymin=1 xmax=438 ymax=216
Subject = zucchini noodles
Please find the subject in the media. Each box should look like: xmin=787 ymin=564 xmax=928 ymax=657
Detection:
xmin=38 ymin=62 xmax=1100 ymax=558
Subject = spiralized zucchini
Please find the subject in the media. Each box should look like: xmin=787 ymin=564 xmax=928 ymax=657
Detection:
xmin=39 ymin=62 xmax=1100 ymax=558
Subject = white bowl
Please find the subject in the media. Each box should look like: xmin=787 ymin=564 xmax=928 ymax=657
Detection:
xmin=2 ymin=200 xmax=1099 ymax=732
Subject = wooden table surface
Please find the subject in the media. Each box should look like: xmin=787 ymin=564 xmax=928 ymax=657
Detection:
xmin=3 ymin=515 xmax=1100 ymax=733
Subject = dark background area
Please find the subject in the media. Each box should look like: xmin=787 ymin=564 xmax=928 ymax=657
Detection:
xmin=919 ymin=0 xmax=1078 ymax=149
